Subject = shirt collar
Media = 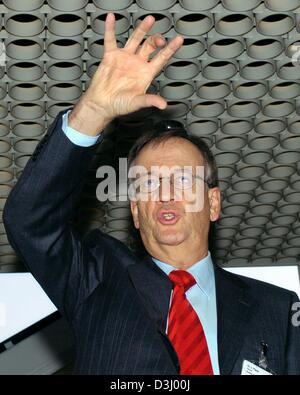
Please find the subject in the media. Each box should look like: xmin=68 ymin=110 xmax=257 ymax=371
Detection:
xmin=152 ymin=251 xmax=215 ymax=299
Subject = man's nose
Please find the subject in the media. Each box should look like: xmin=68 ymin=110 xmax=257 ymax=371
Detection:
xmin=159 ymin=178 xmax=175 ymax=202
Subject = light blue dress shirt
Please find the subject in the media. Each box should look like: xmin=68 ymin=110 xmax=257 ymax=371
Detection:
xmin=152 ymin=251 xmax=220 ymax=375
xmin=62 ymin=113 xmax=220 ymax=374
xmin=62 ymin=109 xmax=102 ymax=146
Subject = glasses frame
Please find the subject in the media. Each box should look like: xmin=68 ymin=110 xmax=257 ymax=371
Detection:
xmin=134 ymin=169 xmax=208 ymax=194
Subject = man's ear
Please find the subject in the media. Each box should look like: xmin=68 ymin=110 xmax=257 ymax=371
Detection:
xmin=130 ymin=200 xmax=140 ymax=229
xmin=208 ymin=187 xmax=221 ymax=222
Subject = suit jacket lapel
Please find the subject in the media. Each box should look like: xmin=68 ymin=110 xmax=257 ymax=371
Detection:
xmin=127 ymin=254 xmax=172 ymax=333
xmin=127 ymin=255 xmax=180 ymax=371
xmin=214 ymin=265 xmax=255 ymax=375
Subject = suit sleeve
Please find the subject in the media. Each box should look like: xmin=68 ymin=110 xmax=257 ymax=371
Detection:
xmin=3 ymin=109 xmax=106 ymax=322
xmin=285 ymin=291 xmax=300 ymax=374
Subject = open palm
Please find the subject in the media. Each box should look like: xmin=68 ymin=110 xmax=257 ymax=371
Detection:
xmin=83 ymin=13 xmax=184 ymax=121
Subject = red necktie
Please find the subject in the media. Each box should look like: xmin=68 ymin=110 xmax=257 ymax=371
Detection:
xmin=167 ymin=270 xmax=214 ymax=375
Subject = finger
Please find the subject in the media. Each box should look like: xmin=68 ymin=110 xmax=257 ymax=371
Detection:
xmin=132 ymin=93 xmax=167 ymax=111
xmin=150 ymin=35 xmax=184 ymax=74
xmin=137 ymin=34 xmax=166 ymax=61
xmin=104 ymin=13 xmax=117 ymax=52
xmin=124 ymin=15 xmax=155 ymax=53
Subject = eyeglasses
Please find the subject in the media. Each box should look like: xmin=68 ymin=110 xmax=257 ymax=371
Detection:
xmin=135 ymin=169 xmax=207 ymax=193
xmin=153 ymin=120 xmax=187 ymax=134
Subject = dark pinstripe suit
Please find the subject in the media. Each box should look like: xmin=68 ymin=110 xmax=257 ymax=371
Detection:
xmin=3 ymin=110 xmax=300 ymax=374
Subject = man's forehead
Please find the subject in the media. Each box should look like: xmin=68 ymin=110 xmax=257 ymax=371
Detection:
xmin=134 ymin=137 xmax=205 ymax=167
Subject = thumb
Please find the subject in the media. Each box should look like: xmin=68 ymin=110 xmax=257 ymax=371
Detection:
xmin=132 ymin=94 xmax=167 ymax=111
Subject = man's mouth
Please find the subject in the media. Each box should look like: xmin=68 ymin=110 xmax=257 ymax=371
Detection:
xmin=157 ymin=211 xmax=181 ymax=225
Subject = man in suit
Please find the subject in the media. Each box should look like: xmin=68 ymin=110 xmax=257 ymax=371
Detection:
xmin=3 ymin=13 xmax=300 ymax=375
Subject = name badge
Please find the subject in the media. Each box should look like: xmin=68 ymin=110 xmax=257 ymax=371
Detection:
xmin=241 ymin=360 xmax=273 ymax=375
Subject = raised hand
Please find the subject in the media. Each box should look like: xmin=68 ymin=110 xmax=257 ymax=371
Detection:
xmin=69 ymin=13 xmax=184 ymax=136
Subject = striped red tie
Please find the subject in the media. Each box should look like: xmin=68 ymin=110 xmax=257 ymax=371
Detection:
xmin=167 ymin=270 xmax=214 ymax=375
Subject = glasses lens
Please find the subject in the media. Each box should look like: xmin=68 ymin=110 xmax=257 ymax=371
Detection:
xmin=139 ymin=174 xmax=160 ymax=192
xmin=173 ymin=170 xmax=194 ymax=189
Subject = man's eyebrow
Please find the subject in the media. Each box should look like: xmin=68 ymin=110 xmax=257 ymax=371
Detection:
xmin=144 ymin=168 xmax=195 ymax=174
xmin=130 ymin=167 xmax=196 ymax=177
